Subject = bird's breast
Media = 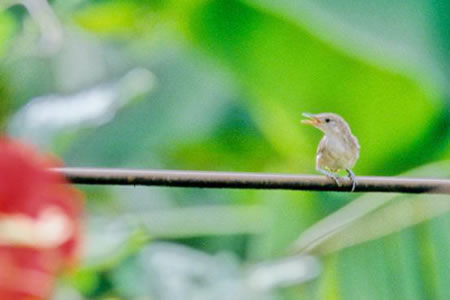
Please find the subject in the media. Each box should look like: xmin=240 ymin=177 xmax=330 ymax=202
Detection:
xmin=323 ymin=135 xmax=348 ymax=154
xmin=317 ymin=134 xmax=359 ymax=169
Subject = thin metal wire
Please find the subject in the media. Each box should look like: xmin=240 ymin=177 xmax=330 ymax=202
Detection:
xmin=52 ymin=167 xmax=450 ymax=194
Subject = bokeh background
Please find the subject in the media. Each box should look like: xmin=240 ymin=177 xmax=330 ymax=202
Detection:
xmin=1 ymin=0 xmax=450 ymax=299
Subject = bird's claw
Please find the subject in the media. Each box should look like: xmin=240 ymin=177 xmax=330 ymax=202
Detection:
xmin=318 ymin=168 xmax=342 ymax=188
xmin=349 ymin=178 xmax=357 ymax=192
xmin=328 ymin=174 xmax=341 ymax=187
xmin=346 ymin=169 xmax=357 ymax=192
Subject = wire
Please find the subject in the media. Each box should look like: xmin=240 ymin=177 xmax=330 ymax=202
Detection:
xmin=52 ymin=167 xmax=450 ymax=194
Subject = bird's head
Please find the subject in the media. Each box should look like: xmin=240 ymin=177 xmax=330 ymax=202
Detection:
xmin=301 ymin=112 xmax=351 ymax=136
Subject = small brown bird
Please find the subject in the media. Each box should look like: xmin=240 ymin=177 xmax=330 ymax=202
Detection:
xmin=301 ymin=112 xmax=360 ymax=191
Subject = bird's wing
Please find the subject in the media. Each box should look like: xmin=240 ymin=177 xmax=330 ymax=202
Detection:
xmin=317 ymin=136 xmax=327 ymax=155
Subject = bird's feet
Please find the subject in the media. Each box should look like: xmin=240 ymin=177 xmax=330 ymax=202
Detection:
xmin=328 ymin=174 xmax=342 ymax=187
xmin=346 ymin=168 xmax=357 ymax=192
xmin=318 ymin=168 xmax=341 ymax=187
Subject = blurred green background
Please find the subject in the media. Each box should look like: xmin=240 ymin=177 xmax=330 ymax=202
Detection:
xmin=1 ymin=0 xmax=450 ymax=299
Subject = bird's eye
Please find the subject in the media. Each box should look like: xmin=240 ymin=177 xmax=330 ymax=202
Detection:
xmin=325 ymin=118 xmax=331 ymax=123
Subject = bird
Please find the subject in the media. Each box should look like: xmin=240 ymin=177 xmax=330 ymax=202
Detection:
xmin=301 ymin=112 xmax=360 ymax=191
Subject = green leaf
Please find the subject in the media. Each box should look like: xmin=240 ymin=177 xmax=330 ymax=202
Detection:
xmin=242 ymin=0 xmax=449 ymax=93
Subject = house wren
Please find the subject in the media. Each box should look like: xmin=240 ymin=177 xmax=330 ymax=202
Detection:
xmin=301 ymin=112 xmax=360 ymax=191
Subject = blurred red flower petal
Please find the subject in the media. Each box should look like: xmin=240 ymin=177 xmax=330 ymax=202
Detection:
xmin=0 ymin=138 xmax=83 ymax=300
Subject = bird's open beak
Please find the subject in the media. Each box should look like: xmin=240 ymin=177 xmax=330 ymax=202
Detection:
xmin=301 ymin=113 xmax=321 ymax=126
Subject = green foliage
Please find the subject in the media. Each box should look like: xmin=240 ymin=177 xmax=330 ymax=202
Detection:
xmin=2 ymin=0 xmax=450 ymax=299
xmin=0 ymin=11 xmax=16 ymax=58
xmin=74 ymin=1 xmax=154 ymax=36
xmin=0 ymin=71 xmax=11 ymax=131
xmin=0 ymin=11 xmax=15 ymax=130
xmin=188 ymin=0 xmax=444 ymax=174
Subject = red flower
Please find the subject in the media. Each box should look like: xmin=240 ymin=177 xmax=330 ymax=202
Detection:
xmin=0 ymin=138 xmax=83 ymax=300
